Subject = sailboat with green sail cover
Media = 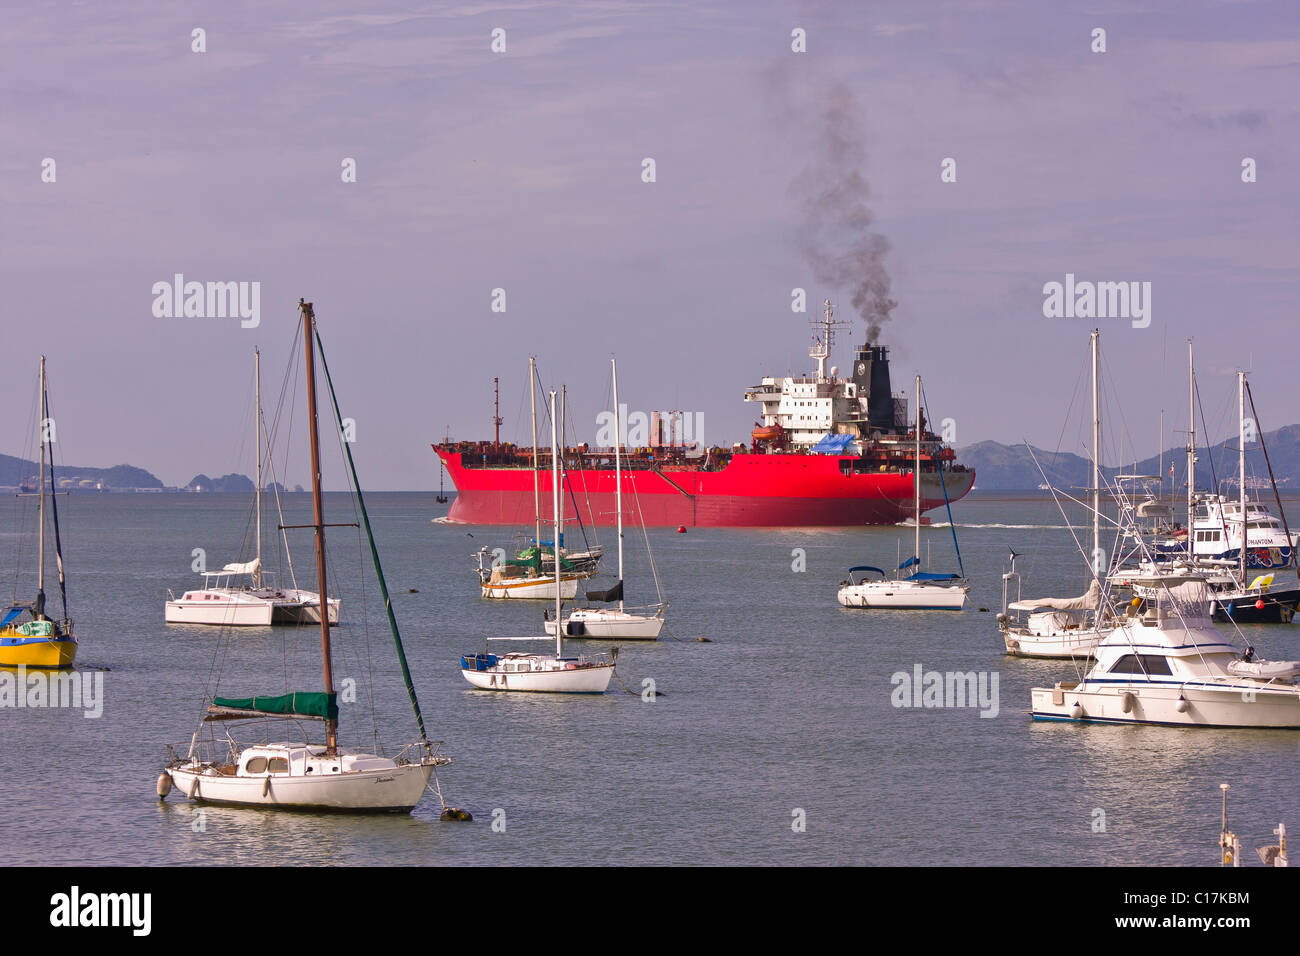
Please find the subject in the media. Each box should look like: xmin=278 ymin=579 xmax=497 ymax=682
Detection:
xmin=160 ymin=301 xmax=452 ymax=813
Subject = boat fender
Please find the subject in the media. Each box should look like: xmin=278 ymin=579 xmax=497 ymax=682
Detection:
xmin=1176 ymin=695 xmax=1189 ymax=713
xmin=1256 ymin=599 xmax=1266 ymax=610
xmin=188 ymin=777 xmax=200 ymax=800
xmin=156 ymin=773 xmax=172 ymax=800
xmin=1070 ymin=702 xmax=1084 ymax=719
xmin=440 ymin=807 xmax=473 ymax=822
xmin=262 ymin=776 xmax=272 ymax=797
xmin=567 ymin=620 xmax=585 ymax=637
xmin=1121 ymin=692 xmax=1136 ymax=714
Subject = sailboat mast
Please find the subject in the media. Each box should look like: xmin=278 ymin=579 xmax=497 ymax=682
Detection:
xmin=1239 ymin=370 xmax=1247 ymax=584
xmin=550 ymin=390 xmax=562 ymax=658
xmin=613 ymin=357 xmax=624 ymax=611
xmin=37 ymin=356 xmax=46 ymax=603
xmin=1091 ymin=330 xmax=1101 ymax=573
xmin=1187 ymin=340 xmax=1195 ymax=559
xmin=914 ymin=374 xmax=920 ymax=564
xmin=300 ymin=301 xmax=337 ymax=754
xmin=255 ymin=347 xmax=262 ymax=587
xmin=530 ymin=357 xmax=540 ymax=547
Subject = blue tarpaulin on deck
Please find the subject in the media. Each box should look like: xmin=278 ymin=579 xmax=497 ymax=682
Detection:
xmin=811 ymin=433 xmax=854 ymax=454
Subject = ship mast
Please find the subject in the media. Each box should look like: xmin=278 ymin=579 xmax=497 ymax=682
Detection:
xmin=529 ymin=358 xmax=540 ymax=548
xmin=254 ymin=347 xmax=263 ymax=588
xmin=493 ymin=376 xmax=503 ymax=450
xmin=1186 ymin=339 xmax=1195 ymax=559
xmin=914 ymin=373 xmax=921 ymax=567
xmin=552 ymin=389 xmax=563 ymax=658
xmin=300 ymin=300 xmax=337 ymax=755
xmin=1091 ymin=329 xmax=1101 ymax=578
xmin=37 ymin=356 xmax=46 ymax=613
xmin=1239 ymin=370 xmax=1247 ymax=584
xmin=810 ymin=299 xmax=850 ymax=383
xmin=613 ymin=356 xmax=624 ymax=612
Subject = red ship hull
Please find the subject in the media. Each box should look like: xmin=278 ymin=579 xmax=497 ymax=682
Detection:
xmin=434 ymin=450 xmax=974 ymax=528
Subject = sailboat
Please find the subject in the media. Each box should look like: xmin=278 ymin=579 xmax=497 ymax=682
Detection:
xmin=999 ymin=329 xmax=1113 ymax=657
xmin=546 ymin=357 xmax=667 ymax=639
xmin=161 ymin=301 xmax=450 ymax=812
xmin=476 ymin=358 xmax=584 ymax=600
xmin=164 ymin=349 xmax=341 ymax=627
xmin=1112 ymin=350 xmax=1300 ymax=623
xmin=837 ymin=373 xmax=968 ymax=610
xmin=1 ymin=357 xmax=78 ymax=669
xmin=461 ymin=388 xmax=614 ymax=693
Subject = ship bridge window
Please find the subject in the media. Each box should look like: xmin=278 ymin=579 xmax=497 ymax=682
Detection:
xmin=1108 ymin=654 xmax=1173 ymax=676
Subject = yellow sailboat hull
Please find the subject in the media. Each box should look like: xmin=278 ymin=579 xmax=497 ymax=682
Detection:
xmin=0 ymin=630 xmax=77 ymax=669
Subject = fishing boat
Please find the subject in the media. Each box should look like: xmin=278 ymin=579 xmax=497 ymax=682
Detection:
xmin=161 ymin=301 xmax=451 ymax=812
xmin=546 ymin=356 xmax=667 ymax=640
xmin=165 ymin=349 xmax=340 ymax=627
xmin=461 ymin=388 xmax=614 ymax=693
xmin=837 ymin=373 xmax=968 ymax=610
xmin=1 ymin=357 xmax=77 ymax=669
xmin=999 ymin=330 xmax=1113 ymax=657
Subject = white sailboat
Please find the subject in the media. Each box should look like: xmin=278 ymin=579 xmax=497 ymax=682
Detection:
xmin=476 ymin=358 xmax=583 ymax=600
xmin=162 ymin=301 xmax=451 ymax=812
xmin=165 ymin=349 xmax=341 ymax=626
xmin=546 ymin=356 xmax=667 ymax=640
xmin=461 ymin=389 xmax=614 ymax=693
xmin=999 ymin=329 xmax=1112 ymax=657
xmin=837 ymin=373 xmax=968 ymax=610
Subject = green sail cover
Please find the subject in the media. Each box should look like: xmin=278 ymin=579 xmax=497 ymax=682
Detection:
xmin=212 ymin=692 xmax=338 ymax=721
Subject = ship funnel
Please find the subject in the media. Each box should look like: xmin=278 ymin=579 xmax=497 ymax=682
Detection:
xmin=851 ymin=344 xmax=896 ymax=429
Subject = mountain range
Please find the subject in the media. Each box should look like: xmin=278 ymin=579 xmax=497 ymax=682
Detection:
xmin=959 ymin=424 xmax=1300 ymax=492
xmin=5 ymin=424 xmax=1300 ymax=493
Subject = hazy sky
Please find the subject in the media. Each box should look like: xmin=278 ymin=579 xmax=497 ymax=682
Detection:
xmin=4 ymin=0 xmax=1297 ymax=489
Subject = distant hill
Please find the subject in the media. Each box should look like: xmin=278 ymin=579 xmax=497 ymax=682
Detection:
xmin=961 ymin=424 xmax=1300 ymax=491
xmin=185 ymin=473 xmax=254 ymax=493
xmin=0 ymin=453 xmax=163 ymax=490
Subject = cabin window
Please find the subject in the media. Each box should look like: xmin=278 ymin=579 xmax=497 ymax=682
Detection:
xmin=245 ymin=756 xmax=267 ymax=773
xmin=267 ymin=757 xmax=289 ymax=774
xmin=1109 ymin=654 xmax=1173 ymax=676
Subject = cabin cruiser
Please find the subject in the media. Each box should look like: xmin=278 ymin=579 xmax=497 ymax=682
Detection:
xmin=1030 ymin=576 xmax=1300 ymax=728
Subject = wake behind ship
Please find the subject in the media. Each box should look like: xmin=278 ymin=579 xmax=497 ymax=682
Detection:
xmin=433 ymin=301 xmax=974 ymax=528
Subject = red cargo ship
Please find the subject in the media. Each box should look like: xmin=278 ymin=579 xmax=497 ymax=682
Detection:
xmin=433 ymin=301 xmax=974 ymax=527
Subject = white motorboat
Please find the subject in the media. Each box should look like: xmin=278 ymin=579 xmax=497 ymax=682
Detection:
xmin=163 ymin=302 xmax=452 ymax=813
xmin=838 ymin=373 xmax=968 ymax=610
xmin=546 ymin=356 xmax=667 ymax=640
xmin=165 ymin=349 xmax=340 ymax=627
xmin=1030 ymin=576 xmax=1300 ymax=728
xmin=462 ymin=388 xmax=613 ymax=693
